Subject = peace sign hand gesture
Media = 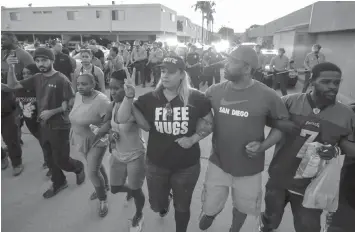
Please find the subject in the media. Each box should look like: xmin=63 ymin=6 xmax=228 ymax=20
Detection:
xmin=124 ymin=67 xmax=136 ymax=99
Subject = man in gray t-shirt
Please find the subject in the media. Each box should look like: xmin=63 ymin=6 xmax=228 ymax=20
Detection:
xmin=199 ymin=46 xmax=289 ymax=232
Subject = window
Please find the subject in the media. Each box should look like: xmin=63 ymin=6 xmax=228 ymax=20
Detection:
xmin=112 ymin=10 xmax=125 ymax=21
xmin=96 ymin=10 xmax=102 ymax=19
xmin=9 ymin=12 xmax=21 ymax=21
xmin=185 ymin=20 xmax=188 ymax=27
xmin=33 ymin=11 xmax=42 ymax=14
xmin=67 ymin=11 xmax=79 ymax=20
xmin=170 ymin=13 xmax=175 ymax=22
xmin=43 ymin=11 xmax=52 ymax=14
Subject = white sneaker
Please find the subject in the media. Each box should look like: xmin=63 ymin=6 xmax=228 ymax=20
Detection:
xmin=130 ymin=214 xmax=144 ymax=232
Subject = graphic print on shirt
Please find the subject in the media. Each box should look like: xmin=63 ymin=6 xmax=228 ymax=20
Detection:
xmin=154 ymin=106 xmax=189 ymax=135
xmin=218 ymin=98 xmax=249 ymax=118
xmin=292 ymin=119 xmax=321 ymax=179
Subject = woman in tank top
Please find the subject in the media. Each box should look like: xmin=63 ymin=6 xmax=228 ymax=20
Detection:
xmin=92 ymin=68 xmax=148 ymax=232
xmin=69 ymin=73 xmax=110 ymax=217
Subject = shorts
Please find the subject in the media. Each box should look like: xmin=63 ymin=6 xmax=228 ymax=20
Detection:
xmin=109 ymin=153 xmax=146 ymax=190
xmin=202 ymin=162 xmax=262 ymax=216
xmin=146 ymin=159 xmax=200 ymax=212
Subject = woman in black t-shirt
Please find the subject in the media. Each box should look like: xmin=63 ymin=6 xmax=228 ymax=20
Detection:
xmin=115 ymin=56 xmax=213 ymax=232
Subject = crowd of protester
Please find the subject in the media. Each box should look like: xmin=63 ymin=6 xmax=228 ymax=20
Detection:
xmin=2 ymin=32 xmax=355 ymax=232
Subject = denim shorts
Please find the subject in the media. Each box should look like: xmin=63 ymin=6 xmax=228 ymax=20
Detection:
xmin=146 ymin=159 xmax=200 ymax=213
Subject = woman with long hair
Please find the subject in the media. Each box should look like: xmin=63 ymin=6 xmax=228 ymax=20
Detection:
xmin=72 ymin=49 xmax=105 ymax=93
xmin=114 ymin=56 xmax=213 ymax=232
xmin=92 ymin=68 xmax=147 ymax=232
xmin=69 ymin=73 xmax=110 ymax=217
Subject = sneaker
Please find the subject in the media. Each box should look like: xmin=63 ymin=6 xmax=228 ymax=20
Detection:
xmin=13 ymin=164 xmax=24 ymax=176
xmin=130 ymin=214 xmax=144 ymax=232
xmin=90 ymin=191 xmax=98 ymax=201
xmin=2 ymin=157 xmax=9 ymax=170
xmin=199 ymin=214 xmax=216 ymax=231
xmin=43 ymin=181 xmax=68 ymax=199
xmin=76 ymin=167 xmax=85 ymax=185
xmin=159 ymin=193 xmax=172 ymax=217
xmin=98 ymin=200 xmax=108 ymax=217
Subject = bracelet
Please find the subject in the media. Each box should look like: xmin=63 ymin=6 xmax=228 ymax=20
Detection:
xmin=125 ymin=95 xmax=134 ymax=99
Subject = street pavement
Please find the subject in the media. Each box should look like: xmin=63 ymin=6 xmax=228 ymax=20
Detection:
xmin=1 ymin=77 xmax=326 ymax=232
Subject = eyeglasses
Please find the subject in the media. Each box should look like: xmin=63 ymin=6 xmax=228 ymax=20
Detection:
xmin=165 ymin=102 xmax=173 ymax=121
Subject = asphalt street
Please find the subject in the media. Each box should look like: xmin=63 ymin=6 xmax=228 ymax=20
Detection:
xmin=1 ymin=77 xmax=326 ymax=232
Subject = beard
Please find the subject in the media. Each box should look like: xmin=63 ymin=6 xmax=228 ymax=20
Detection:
xmin=38 ymin=65 xmax=52 ymax=73
xmin=224 ymin=69 xmax=243 ymax=82
xmin=314 ymin=87 xmax=337 ymax=105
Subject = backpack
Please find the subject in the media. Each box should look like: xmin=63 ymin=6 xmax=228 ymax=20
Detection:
xmin=80 ymin=65 xmax=101 ymax=92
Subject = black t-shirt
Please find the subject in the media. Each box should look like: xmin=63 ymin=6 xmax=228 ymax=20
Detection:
xmin=19 ymin=72 xmax=75 ymax=129
xmin=93 ymin=49 xmax=105 ymax=60
xmin=54 ymin=52 xmax=73 ymax=80
xmin=186 ymin=52 xmax=200 ymax=66
xmin=134 ymin=88 xmax=211 ymax=170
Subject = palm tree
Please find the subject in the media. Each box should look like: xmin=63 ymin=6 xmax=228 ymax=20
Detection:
xmin=205 ymin=9 xmax=215 ymax=43
xmin=192 ymin=1 xmax=215 ymax=44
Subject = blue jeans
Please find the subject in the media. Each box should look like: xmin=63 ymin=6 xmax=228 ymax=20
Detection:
xmin=146 ymin=159 xmax=200 ymax=212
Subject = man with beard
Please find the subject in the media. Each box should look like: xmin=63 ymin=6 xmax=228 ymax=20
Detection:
xmin=302 ymin=44 xmax=326 ymax=93
xmin=6 ymin=47 xmax=85 ymax=198
xmin=259 ymin=62 xmax=355 ymax=232
xmin=199 ymin=46 xmax=289 ymax=232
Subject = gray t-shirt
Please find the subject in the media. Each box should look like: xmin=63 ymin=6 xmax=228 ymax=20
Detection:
xmin=206 ymin=81 xmax=289 ymax=177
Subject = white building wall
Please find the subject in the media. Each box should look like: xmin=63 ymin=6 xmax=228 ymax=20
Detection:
xmin=1 ymin=4 xmax=176 ymax=33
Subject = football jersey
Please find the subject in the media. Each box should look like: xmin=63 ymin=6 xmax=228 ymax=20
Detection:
xmin=268 ymin=93 xmax=355 ymax=194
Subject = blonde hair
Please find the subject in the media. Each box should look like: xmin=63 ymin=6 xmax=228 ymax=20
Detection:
xmin=156 ymin=70 xmax=192 ymax=106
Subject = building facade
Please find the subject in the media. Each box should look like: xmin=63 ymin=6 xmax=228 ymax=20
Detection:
xmin=247 ymin=1 xmax=355 ymax=103
xmin=1 ymin=4 xmax=178 ymax=42
xmin=177 ymin=15 xmax=209 ymax=43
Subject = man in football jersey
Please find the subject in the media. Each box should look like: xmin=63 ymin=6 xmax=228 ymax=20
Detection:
xmin=259 ymin=62 xmax=355 ymax=232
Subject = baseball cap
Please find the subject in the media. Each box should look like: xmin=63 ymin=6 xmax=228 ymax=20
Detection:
xmin=33 ymin=47 xmax=55 ymax=60
xmin=222 ymin=45 xmax=258 ymax=70
xmin=159 ymin=56 xmax=186 ymax=73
